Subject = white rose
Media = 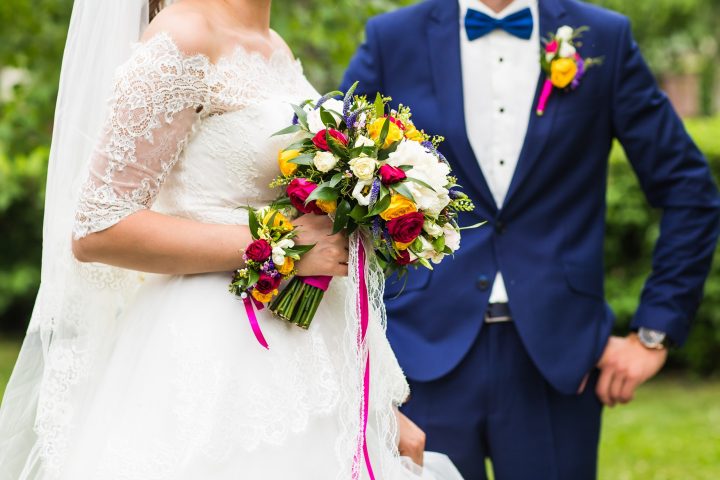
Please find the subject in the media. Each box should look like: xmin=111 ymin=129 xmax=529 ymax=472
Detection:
xmin=272 ymin=247 xmax=286 ymax=266
xmin=313 ymin=151 xmax=338 ymax=172
xmin=443 ymin=224 xmax=461 ymax=252
xmin=559 ymin=42 xmax=576 ymax=58
xmin=555 ymin=26 xmax=574 ymax=42
xmin=354 ymin=135 xmax=376 ymax=148
xmin=387 ymin=141 xmax=450 ymax=191
xmin=423 ymin=221 xmax=443 ymax=238
xmin=352 ymin=179 xmax=373 ymax=206
xmin=349 ymin=156 xmax=378 ymax=181
xmin=306 ymin=98 xmax=344 ymax=133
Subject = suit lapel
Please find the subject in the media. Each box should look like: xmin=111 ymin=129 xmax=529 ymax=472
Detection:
xmin=503 ymin=0 xmax=567 ymax=209
xmin=426 ymin=0 xmax=497 ymax=213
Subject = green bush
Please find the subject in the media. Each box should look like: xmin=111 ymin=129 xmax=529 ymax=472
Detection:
xmin=606 ymin=116 xmax=720 ymax=374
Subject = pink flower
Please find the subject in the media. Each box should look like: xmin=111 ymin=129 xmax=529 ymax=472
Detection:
xmin=287 ymin=178 xmax=324 ymax=215
xmin=546 ymin=40 xmax=558 ymax=54
xmin=312 ymin=129 xmax=348 ymax=151
xmin=245 ymin=239 xmax=272 ymax=262
xmin=379 ymin=164 xmax=407 ymax=185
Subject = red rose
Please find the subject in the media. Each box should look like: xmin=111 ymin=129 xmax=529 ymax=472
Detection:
xmin=245 ymin=239 xmax=272 ymax=262
xmin=379 ymin=164 xmax=406 ymax=185
xmin=312 ymin=128 xmax=348 ymax=151
xmin=255 ymin=272 xmax=282 ymax=294
xmin=287 ymin=178 xmax=324 ymax=214
xmin=395 ymin=249 xmax=414 ymax=266
xmin=386 ymin=212 xmax=424 ymax=244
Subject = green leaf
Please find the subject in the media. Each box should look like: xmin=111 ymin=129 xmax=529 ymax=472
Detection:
xmin=326 ymin=133 xmax=350 ymax=159
xmin=392 ymin=182 xmax=415 ymax=201
xmin=305 ymin=186 xmax=339 ymax=203
xmin=349 ymin=145 xmax=377 ymax=157
xmin=378 ymin=139 xmax=401 ymax=160
xmin=319 ymin=106 xmax=337 ymax=128
xmin=286 ymin=244 xmax=315 ymax=256
xmin=374 ymin=92 xmax=385 ymax=118
xmin=459 ymin=221 xmax=487 ymax=230
xmin=271 ymin=124 xmax=303 ymax=137
xmin=291 ymin=104 xmax=309 ymax=129
xmin=349 ymin=204 xmax=368 ymax=221
xmin=247 ymin=269 xmax=260 ymax=287
xmin=366 ymin=192 xmax=391 ymax=218
xmin=377 ymin=117 xmax=391 ymax=149
xmin=432 ymin=235 xmax=445 ymax=252
xmin=406 ymin=176 xmax=437 ymax=192
xmin=328 ymin=173 xmax=344 ymax=188
xmin=332 ymin=199 xmax=352 ymax=234
xmin=288 ymin=153 xmax=315 ymax=166
xmin=247 ymin=209 xmax=260 ymax=239
xmin=417 ymin=257 xmax=434 ymax=270
xmin=399 ymin=165 xmax=413 ymax=172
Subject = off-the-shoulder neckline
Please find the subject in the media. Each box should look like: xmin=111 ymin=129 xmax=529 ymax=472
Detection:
xmin=141 ymin=31 xmax=302 ymax=69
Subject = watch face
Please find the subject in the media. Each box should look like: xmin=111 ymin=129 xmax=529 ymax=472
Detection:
xmin=640 ymin=328 xmax=666 ymax=347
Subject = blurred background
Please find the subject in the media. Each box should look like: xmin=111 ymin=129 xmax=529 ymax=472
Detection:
xmin=0 ymin=0 xmax=718 ymax=477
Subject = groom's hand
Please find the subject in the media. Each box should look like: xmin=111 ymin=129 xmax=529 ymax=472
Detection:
xmin=595 ymin=335 xmax=668 ymax=407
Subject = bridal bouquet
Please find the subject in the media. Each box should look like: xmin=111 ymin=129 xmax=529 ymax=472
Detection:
xmin=267 ymin=82 xmax=477 ymax=327
xmin=228 ymin=207 xmax=314 ymax=346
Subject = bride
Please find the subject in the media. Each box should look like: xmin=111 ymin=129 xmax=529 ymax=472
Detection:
xmin=0 ymin=0 xmax=463 ymax=479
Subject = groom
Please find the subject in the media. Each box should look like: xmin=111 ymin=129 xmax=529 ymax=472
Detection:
xmin=342 ymin=0 xmax=720 ymax=478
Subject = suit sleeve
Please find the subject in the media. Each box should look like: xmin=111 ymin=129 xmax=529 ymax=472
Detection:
xmin=611 ymin=18 xmax=720 ymax=345
xmin=341 ymin=18 xmax=384 ymax=96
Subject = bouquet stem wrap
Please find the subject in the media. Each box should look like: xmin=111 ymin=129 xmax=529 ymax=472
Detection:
xmin=269 ymin=276 xmax=331 ymax=328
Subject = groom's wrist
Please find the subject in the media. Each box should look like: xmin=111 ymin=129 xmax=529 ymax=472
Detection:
xmin=633 ymin=327 xmax=670 ymax=350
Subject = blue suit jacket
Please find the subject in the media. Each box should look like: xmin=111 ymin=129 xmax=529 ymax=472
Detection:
xmin=341 ymin=0 xmax=720 ymax=394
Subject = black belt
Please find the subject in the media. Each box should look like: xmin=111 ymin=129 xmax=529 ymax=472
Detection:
xmin=485 ymin=303 xmax=512 ymax=323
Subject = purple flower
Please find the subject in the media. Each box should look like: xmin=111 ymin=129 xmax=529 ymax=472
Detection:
xmin=372 ymin=217 xmax=382 ymax=241
xmin=572 ymin=57 xmax=586 ymax=90
xmin=315 ymin=93 xmax=333 ymax=110
xmin=369 ymin=178 xmax=381 ymax=205
xmin=292 ymin=114 xmax=299 ymax=125
xmin=342 ymin=82 xmax=358 ymax=126
xmin=422 ymin=141 xmax=449 ymax=165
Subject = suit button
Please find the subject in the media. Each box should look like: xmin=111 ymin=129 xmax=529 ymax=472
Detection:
xmin=476 ymin=275 xmax=490 ymax=291
xmin=495 ymin=221 xmax=506 ymax=234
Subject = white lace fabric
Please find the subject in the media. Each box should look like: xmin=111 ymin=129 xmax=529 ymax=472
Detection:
xmin=1 ymin=31 xmax=413 ymax=480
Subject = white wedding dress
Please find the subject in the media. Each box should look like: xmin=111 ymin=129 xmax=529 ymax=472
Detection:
xmin=2 ymin=32 xmax=425 ymax=480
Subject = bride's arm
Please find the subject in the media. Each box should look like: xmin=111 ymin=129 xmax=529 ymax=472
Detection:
xmin=71 ymin=11 xmax=348 ymax=277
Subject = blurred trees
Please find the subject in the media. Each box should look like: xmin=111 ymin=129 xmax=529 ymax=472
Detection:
xmin=0 ymin=0 xmax=719 ymax=373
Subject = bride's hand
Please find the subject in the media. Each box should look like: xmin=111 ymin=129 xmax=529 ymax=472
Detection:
xmin=397 ymin=410 xmax=426 ymax=467
xmin=293 ymin=214 xmax=349 ymax=277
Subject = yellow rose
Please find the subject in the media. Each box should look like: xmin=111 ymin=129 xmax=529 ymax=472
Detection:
xmin=394 ymin=240 xmax=412 ymax=251
xmin=278 ymin=149 xmax=300 ymax=177
xmin=550 ymin=58 xmax=578 ymax=89
xmin=316 ymin=198 xmax=337 ymax=214
xmin=403 ymin=123 xmax=425 ymax=142
xmin=262 ymin=209 xmax=293 ymax=233
xmin=380 ymin=194 xmax=417 ymax=221
xmin=368 ymin=118 xmax=404 ymax=149
xmin=252 ymin=288 xmax=277 ymax=303
xmin=277 ymin=257 xmax=295 ymax=276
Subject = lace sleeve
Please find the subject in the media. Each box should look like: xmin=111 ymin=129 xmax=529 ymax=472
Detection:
xmin=73 ymin=33 xmax=212 ymax=238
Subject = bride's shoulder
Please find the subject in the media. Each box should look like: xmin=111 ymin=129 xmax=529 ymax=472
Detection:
xmin=141 ymin=2 xmax=222 ymax=61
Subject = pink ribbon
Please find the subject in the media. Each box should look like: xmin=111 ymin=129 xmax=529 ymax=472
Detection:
xmin=353 ymin=239 xmax=376 ymax=480
xmin=243 ymin=295 xmax=269 ymax=350
xmin=536 ymin=78 xmax=554 ymax=116
xmin=298 ymin=275 xmax=332 ymax=291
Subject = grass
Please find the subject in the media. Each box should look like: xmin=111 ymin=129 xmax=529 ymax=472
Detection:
xmin=1 ymin=338 xmax=718 ymax=478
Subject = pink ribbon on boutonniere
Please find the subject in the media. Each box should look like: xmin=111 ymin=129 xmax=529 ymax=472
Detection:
xmin=352 ymin=238 xmax=376 ymax=480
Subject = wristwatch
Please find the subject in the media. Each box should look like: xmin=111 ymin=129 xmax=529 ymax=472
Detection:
xmin=637 ymin=327 xmax=668 ymax=350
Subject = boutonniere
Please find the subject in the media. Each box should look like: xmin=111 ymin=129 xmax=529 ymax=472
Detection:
xmin=536 ymin=25 xmax=601 ymax=116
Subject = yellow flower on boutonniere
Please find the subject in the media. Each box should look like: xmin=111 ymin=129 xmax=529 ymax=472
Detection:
xmin=403 ymin=122 xmax=425 ymax=142
xmin=316 ymin=198 xmax=337 ymax=214
xmin=550 ymin=58 xmax=578 ymax=89
xmin=277 ymin=257 xmax=294 ymax=276
xmin=394 ymin=240 xmax=412 ymax=250
xmin=368 ymin=117 xmax=404 ymax=148
xmin=262 ymin=209 xmax=293 ymax=233
xmin=278 ymin=149 xmax=300 ymax=176
xmin=380 ymin=193 xmax=417 ymax=221
xmin=252 ymin=288 xmax=278 ymax=303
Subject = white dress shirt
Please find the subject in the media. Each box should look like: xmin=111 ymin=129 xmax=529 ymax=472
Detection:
xmin=459 ymin=0 xmax=540 ymax=303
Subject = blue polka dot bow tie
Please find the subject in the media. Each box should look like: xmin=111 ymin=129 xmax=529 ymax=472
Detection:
xmin=465 ymin=7 xmax=534 ymax=41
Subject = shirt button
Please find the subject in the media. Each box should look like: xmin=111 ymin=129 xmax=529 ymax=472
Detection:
xmin=499 ymin=107 xmax=505 ymax=113
xmin=476 ymin=275 xmax=490 ymax=291
xmin=495 ymin=221 xmax=506 ymax=235
xmin=499 ymin=159 xmax=505 ymax=166
xmin=499 ymin=57 xmax=504 ymax=63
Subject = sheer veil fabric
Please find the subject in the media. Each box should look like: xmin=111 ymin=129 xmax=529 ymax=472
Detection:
xmin=0 ymin=1 xmax=160 ymax=478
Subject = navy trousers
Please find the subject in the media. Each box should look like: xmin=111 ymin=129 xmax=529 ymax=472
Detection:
xmin=400 ymin=322 xmax=603 ymax=480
